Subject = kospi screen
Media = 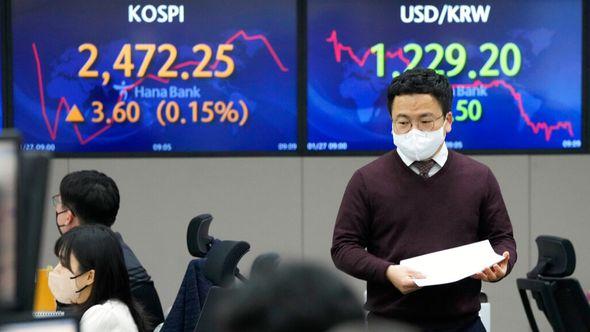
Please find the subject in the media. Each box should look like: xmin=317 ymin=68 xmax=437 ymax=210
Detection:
xmin=0 ymin=46 xmax=2 ymax=132
xmin=307 ymin=0 xmax=583 ymax=152
xmin=13 ymin=1 xmax=298 ymax=154
xmin=0 ymin=2 xmax=4 ymax=132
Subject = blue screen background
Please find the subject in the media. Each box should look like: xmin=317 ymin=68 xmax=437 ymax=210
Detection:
xmin=0 ymin=10 xmax=3 ymax=133
xmin=307 ymin=0 xmax=583 ymax=152
xmin=13 ymin=0 xmax=298 ymax=153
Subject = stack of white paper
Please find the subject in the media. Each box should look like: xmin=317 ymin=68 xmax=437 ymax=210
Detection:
xmin=400 ymin=240 xmax=504 ymax=287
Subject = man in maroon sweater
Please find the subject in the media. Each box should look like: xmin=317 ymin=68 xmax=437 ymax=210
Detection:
xmin=331 ymin=68 xmax=517 ymax=332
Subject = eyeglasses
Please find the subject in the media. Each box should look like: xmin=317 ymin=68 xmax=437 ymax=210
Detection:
xmin=51 ymin=194 xmax=62 ymax=209
xmin=51 ymin=194 xmax=65 ymax=208
xmin=393 ymin=114 xmax=445 ymax=134
xmin=52 ymin=194 xmax=72 ymax=216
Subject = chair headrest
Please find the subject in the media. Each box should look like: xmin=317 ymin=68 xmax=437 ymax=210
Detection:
xmin=528 ymin=235 xmax=576 ymax=278
xmin=187 ymin=214 xmax=214 ymax=257
xmin=203 ymin=240 xmax=250 ymax=287
xmin=250 ymin=252 xmax=280 ymax=280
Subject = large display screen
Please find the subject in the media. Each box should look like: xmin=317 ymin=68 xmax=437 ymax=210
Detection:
xmin=0 ymin=2 xmax=4 ymax=132
xmin=0 ymin=47 xmax=3 ymax=132
xmin=307 ymin=0 xmax=583 ymax=152
xmin=0 ymin=37 xmax=3 ymax=132
xmin=13 ymin=0 xmax=298 ymax=154
xmin=0 ymin=138 xmax=17 ymax=307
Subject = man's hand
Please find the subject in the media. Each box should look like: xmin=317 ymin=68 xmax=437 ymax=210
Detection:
xmin=386 ymin=265 xmax=425 ymax=294
xmin=473 ymin=251 xmax=510 ymax=282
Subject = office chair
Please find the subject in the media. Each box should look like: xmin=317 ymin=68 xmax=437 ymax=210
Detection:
xmin=516 ymin=235 xmax=590 ymax=332
xmin=249 ymin=252 xmax=280 ymax=280
xmin=203 ymin=240 xmax=250 ymax=287
xmin=159 ymin=214 xmax=218 ymax=332
xmin=186 ymin=214 xmax=214 ymax=258
xmin=196 ymin=243 xmax=281 ymax=332
xmin=186 ymin=216 xmax=282 ymax=332
xmin=194 ymin=240 xmax=250 ymax=332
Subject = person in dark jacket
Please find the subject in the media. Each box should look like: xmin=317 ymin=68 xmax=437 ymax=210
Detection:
xmin=332 ymin=68 xmax=517 ymax=331
xmin=52 ymin=170 xmax=164 ymax=329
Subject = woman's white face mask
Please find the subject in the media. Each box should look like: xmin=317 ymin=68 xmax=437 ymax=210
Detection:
xmin=48 ymin=263 xmax=92 ymax=304
xmin=392 ymin=121 xmax=446 ymax=162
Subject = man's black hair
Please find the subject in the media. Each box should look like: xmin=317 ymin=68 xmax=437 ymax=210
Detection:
xmin=59 ymin=170 xmax=119 ymax=227
xmin=387 ymin=68 xmax=453 ymax=116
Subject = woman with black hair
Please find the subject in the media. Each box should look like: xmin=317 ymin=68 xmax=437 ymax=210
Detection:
xmin=48 ymin=224 xmax=146 ymax=332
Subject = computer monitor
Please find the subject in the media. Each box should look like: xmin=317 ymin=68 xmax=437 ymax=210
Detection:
xmin=16 ymin=151 xmax=50 ymax=311
xmin=0 ymin=0 xmax=5 ymax=132
xmin=0 ymin=132 xmax=50 ymax=312
xmin=0 ymin=134 xmax=19 ymax=309
xmin=0 ymin=316 xmax=78 ymax=332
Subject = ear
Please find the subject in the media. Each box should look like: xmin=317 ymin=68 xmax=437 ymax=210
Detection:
xmin=69 ymin=212 xmax=82 ymax=227
xmin=85 ymin=269 xmax=96 ymax=286
xmin=63 ymin=210 xmax=75 ymax=225
xmin=444 ymin=112 xmax=453 ymax=134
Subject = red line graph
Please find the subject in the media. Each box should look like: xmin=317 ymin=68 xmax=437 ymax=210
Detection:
xmin=326 ymin=30 xmax=575 ymax=142
xmin=452 ymin=81 xmax=574 ymax=141
xmin=213 ymin=30 xmax=289 ymax=72
xmin=32 ymin=30 xmax=288 ymax=145
xmin=326 ymin=30 xmax=410 ymax=67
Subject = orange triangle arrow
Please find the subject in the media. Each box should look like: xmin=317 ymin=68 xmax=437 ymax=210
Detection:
xmin=65 ymin=105 xmax=85 ymax=123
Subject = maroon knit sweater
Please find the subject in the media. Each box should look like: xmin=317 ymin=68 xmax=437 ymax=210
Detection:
xmin=331 ymin=150 xmax=517 ymax=328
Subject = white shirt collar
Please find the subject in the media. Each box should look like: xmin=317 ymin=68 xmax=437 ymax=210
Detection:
xmin=397 ymin=142 xmax=449 ymax=167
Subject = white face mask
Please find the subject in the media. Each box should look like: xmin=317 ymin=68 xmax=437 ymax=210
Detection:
xmin=392 ymin=122 xmax=446 ymax=162
xmin=48 ymin=264 xmax=89 ymax=304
